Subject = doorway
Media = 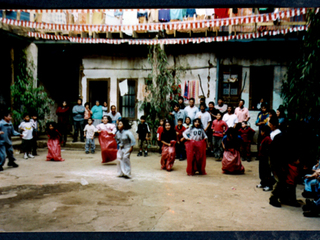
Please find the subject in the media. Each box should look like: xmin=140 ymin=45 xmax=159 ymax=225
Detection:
xmin=87 ymin=79 xmax=109 ymax=108
xmin=249 ymin=66 xmax=274 ymax=110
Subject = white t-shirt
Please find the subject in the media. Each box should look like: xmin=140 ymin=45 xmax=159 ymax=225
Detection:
xmin=184 ymin=106 xmax=200 ymax=122
xmin=18 ymin=121 xmax=33 ymax=140
xmin=270 ymin=129 xmax=281 ymax=140
xmin=222 ymin=113 xmax=239 ymax=128
xmin=195 ymin=111 xmax=211 ymax=130
xmin=84 ymin=124 xmax=98 ymax=139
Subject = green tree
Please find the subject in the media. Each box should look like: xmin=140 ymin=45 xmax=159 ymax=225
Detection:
xmin=10 ymin=49 xmax=54 ymax=130
xmin=281 ymin=9 xmax=320 ymax=156
xmin=140 ymin=45 xmax=181 ymax=145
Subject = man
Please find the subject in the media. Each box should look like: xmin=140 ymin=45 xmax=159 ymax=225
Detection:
xmin=222 ymin=105 xmax=239 ymax=128
xmin=198 ymin=97 xmax=209 ymax=111
xmin=208 ymin=102 xmax=220 ymax=122
xmin=216 ymin=98 xmax=228 ymax=116
xmin=170 ymin=104 xmax=186 ymax=126
xmin=108 ymin=105 xmax=122 ymax=125
xmin=184 ymin=98 xmax=199 ymax=122
xmin=235 ymin=99 xmax=250 ymax=123
xmin=195 ymin=103 xmax=212 ymax=135
xmin=72 ymin=98 xmax=85 ymax=142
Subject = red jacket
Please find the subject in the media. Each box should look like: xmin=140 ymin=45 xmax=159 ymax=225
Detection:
xmin=175 ymin=125 xmax=186 ymax=142
xmin=258 ymin=136 xmax=272 ymax=157
xmin=56 ymin=106 xmax=70 ymax=125
xmin=239 ymin=127 xmax=255 ymax=143
xmin=157 ymin=126 xmax=164 ymax=141
xmin=211 ymin=119 xmax=228 ymax=137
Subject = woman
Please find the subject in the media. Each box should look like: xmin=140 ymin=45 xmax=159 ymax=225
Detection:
xmin=84 ymin=102 xmax=92 ymax=125
xmin=221 ymin=128 xmax=245 ymax=174
xmin=276 ymin=108 xmax=287 ymax=132
xmin=56 ymin=100 xmax=70 ymax=146
xmin=91 ymin=100 xmax=103 ymax=127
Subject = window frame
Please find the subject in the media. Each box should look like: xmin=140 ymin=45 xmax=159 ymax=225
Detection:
xmin=117 ymin=78 xmax=138 ymax=120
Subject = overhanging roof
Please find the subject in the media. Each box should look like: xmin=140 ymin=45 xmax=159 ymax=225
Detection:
xmin=0 ymin=0 xmax=319 ymax=9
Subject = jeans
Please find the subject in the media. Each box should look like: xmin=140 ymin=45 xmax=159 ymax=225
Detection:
xmin=73 ymin=120 xmax=84 ymax=141
xmin=85 ymin=138 xmax=95 ymax=152
xmin=212 ymin=136 xmax=223 ymax=158
xmin=176 ymin=141 xmax=186 ymax=159
xmin=0 ymin=143 xmax=16 ymax=166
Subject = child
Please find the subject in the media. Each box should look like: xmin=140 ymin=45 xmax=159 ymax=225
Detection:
xmin=238 ymin=121 xmax=255 ymax=162
xmin=30 ymin=113 xmax=39 ymax=156
xmin=18 ymin=113 xmax=34 ymax=159
xmin=183 ymin=118 xmax=208 ymax=176
xmin=0 ymin=111 xmax=22 ymax=171
xmin=56 ymin=100 xmax=70 ymax=146
xmin=175 ymin=118 xmax=186 ymax=160
xmin=46 ymin=122 xmax=64 ymax=161
xmin=84 ymin=102 xmax=92 ymax=126
xmin=136 ymin=115 xmax=150 ymax=157
xmin=97 ymin=115 xmax=117 ymax=163
xmin=211 ymin=112 xmax=228 ymax=160
xmin=183 ymin=117 xmax=192 ymax=129
xmin=221 ymin=128 xmax=245 ymax=174
xmin=255 ymin=103 xmax=269 ymax=158
xmin=178 ymin=96 xmax=185 ymax=110
xmin=161 ymin=120 xmax=177 ymax=171
xmin=256 ymin=125 xmax=273 ymax=191
xmin=102 ymin=101 xmax=108 ymax=116
xmin=157 ymin=119 xmax=164 ymax=154
xmin=302 ymin=159 xmax=320 ymax=199
xmin=115 ymin=118 xmax=136 ymax=178
xmin=84 ymin=118 xmax=97 ymax=154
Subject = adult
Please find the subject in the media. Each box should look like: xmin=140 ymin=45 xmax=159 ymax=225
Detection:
xmin=235 ymin=99 xmax=250 ymax=123
xmin=72 ymin=98 xmax=85 ymax=142
xmin=102 ymin=101 xmax=108 ymax=116
xmin=170 ymin=104 xmax=186 ymax=126
xmin=56 ymin=100 xmax=70 ymax=146
xmin=84 ymin=102 xmax=92 ymax=125
xmin=108 ymin=105 xmax=122 ymax=125
xmin=216 ymin=98 xmax=228 ymax=116
xmin=198 ymin=97 xmax=209 ymax=111
xmin=184 ymin=98 xmax=199 ymax=122
xmin=222 ymin=105 xmax=239 ymax=128
xmin=276 ymin=107 xmax=287 ymax=132
xmin=208 ymin=102 xmax=220 ymax=121
xmin=178 ymin=96 xmax=186 ymax=110
xmin=256 ymin=98 xmax=265 ymax=110
xmin=91 ymin=100 xmax=103 ymax=127
xmin=255 ymin=103 xmax=269 ymax=158
xmin=195 ymin=103 xmax=212 ymax=134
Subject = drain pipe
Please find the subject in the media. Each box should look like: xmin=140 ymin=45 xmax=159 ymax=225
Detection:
xmin=215 ymin=57 xmax=220 ymax=105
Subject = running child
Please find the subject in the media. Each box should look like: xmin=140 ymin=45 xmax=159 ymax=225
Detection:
xmin=136 ymin=115 xmax=150 ymax=157
xmin=18 ymin=113 xmax=34 ymax=159
xmin=161 ymin=120 xmax=177 ymax=171
xmin=46 ymin=122 xmax=65 ymax=161
xmin=84 ymin=118 xmax=97 ymax=154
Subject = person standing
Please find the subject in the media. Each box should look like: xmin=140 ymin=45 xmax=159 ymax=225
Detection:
xmin=72 ymin=98 xmax=85 ymax=142
xmin=235 ymin=99 xmax=250 ymax=123
xmin=102 ymin=101 xmax=109 ymax=117
xmin=108 ymin=105 xmax=122 ymax=125
xmin=170 ymin=104 xmax=186 ymax=126
xmin=222 ymin=105 xmax=239 ymax=128
xmin=136 ymin=115 xmax=150 ymax=157
xmin=178 ymin=96 xmax=186 ymax=110
xmin=84 ymin=102 xmax=92 ymax=126
xmin=255 ymin=103 xmax=269 ymax=158
xmin=216 ymin=98 xmax=228 ymax=116
xmin=83 ymin=118 xmax=97 ymax=154
xmin=56 ymin=100 xmax=70 ymax=146
xmin=91 ymin=101 xmax=103 ymax=127
xmin=19 ymin=113 xmax=35 ymax=159
xmin=211 ymin=112 xmax=228 ymax=160
xmin=195 ymin=103 xmax=212 ymax=137
xmin=184 ymin=98 xmax=199 ymax=122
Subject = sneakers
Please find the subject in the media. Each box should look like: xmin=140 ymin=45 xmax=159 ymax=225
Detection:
xmin=263 ymin=186 xmax=272 ymax=192
xmin=144 ymin=151 xmax=148 ymax=157
xmin=91 ymin=150 xmax=95 ymax=154
xmin=8 ymin=161 xmax=19 ymax=168
xmin=28 ymin=154 xmax=35 ymax=158
xmin=24 ymin=153 xmax=28 ymax=159
xmin=137 ymin=151 xmax=142 ymax=157
xmin=256 ymin=184 xmax=264 ymax=188
xmin=85 ymin=151 xmax=89 ymax=154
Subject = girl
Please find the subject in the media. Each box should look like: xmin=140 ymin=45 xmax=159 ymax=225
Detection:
xmin=84 ymin=102 xmax=92 ymax=126
xmin=97 ymin=115 xmax=117 ymax=163
xmin=183 ymin=118 xmax=208 ymax=176
xmin=46 ymin=122 xmax=64 ymax=161
xmin=115 ymin=118 xmax=136 ymax=178
xmin=157 ymin=119 xmax=164 ymax=154
xmin=56 ymin=100 xmax=70 ymax=146
xmin=102 ymin=101 xmax=108 ymax=117
xmin=160 ymin=120 xmax=177 ymax=171
xmin=211 ymin=112 xmax=228 ymax=160
xmin=238 ymin=121 xmax=255 ymax=162
xmin=221 ymin=128 xmax=244 ymax=174
xmin=183 ymin=117 xmax=192 ymax=129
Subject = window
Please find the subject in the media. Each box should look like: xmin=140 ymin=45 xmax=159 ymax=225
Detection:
xmin=118 ymin=79 xmax=137 ymax=120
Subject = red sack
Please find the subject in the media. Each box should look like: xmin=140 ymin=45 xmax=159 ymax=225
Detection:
xmin=161 ymin=140 xmax=176 ymax=171
xmin=222 ymin=149 xmax=245 ymax=174
xmin=46 ymin=139 xmax=64 ymax=161
xmin=185 ymin=139 xmax=207 ymax=176
xmin=98 ymin=130 xmax=118 ymax=163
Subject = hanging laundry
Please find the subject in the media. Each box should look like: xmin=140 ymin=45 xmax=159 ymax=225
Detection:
xmin=215 ymin=8 xmax=229 ymax=18
xmin=205 ymin=9 xmax=215 ymax=17
xmin=182 ymin=9 xmax=187 ymax=18
xmin=148 ymin=9 xmax=159 ymax=23
xmin=159 ymin=9 xmax=170 ymax=22
xmin=170 ymin=9 xmax=183 ymax=21
xmin=105 ymin=10 xmax=121 ymax=25
xmin=119 ymin=79 xmax=129 ymax=96
xmin=196 ymin=9 xmax=206 ymax=16
xmin=114 ymin=10 xmax=123 ymax=17
xmin=186 ymin=9 xmax=196 ymax=18
xmin=122 ymin=9 xmax=139 ymax=36
xmin=137 ymin=11 xmax=148 ymax=20
xmin=184 ymin=81 xmax=189 ymax=100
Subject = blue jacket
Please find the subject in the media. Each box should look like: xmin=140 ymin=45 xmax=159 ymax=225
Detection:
xmin=0 ymin=119 xmax=21 ymax=145
xmin=72 ymin=105 xmax=85 ymax=122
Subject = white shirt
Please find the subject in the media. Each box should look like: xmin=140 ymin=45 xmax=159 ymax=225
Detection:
xmin=195 ymin=111 xmax=211 ymax=130
xmin=270 ymin=129 xmax=281 ymax=140
xmin=84 ymin=124 xmax=97 ymax=139
xmin=222 ymin=113 xmax=239 ymax=128
xmin=18 ymin=121 xmax=33 ymax=140
xmin=184 ymin=106 xmax=200 ymax=122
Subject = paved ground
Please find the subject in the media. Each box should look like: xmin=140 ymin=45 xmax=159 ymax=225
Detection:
xmin=0 ymin=146 xmax=319 ymax=232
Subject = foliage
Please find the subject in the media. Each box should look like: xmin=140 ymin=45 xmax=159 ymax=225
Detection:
xmin=281 ymin=9 xmax=320 ymax=156
xmin=10 ymin=49 xmax=55 ymax=129
xmin=139 ymin=45 xmax=181 ymax=145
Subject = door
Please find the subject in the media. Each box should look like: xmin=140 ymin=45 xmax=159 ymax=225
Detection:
xmin=87 ymin=79 xmax=109 ymax=108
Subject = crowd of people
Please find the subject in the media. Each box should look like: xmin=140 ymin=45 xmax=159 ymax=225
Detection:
xmin=0 ymin=95 xmax=319 ymax=217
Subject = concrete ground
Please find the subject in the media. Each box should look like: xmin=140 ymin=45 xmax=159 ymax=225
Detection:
xmin=0 ymin=144 xmax=319 ymax=232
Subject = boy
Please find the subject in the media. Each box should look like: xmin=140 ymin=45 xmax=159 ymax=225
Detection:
xmin=30 ymin=113 xmax=39 ymax=156
xmin=238 ymin=121 xmax=255 ymax=162
xmin=0 ymin=112 xmax=22 ymax=171
xmin=211 ymin=112 xmax=228 ymax=160
xmin=175 ymin=118 xmax=186 ymax=160
xmin=19 ymin=113 xmax=35 ymax=159
xmin=136 ymin=115 xmax=150 ymax=157
xmin=170 ymin=104 xmax=186 ymax=126
xmin=83 ymin=118 xmax=97 ymax=154
xmin=195 ymin=103 xmax=212 ymax=136
xmin=178 ymin=96 xmax=185 ymax=110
